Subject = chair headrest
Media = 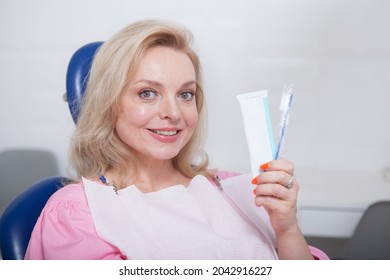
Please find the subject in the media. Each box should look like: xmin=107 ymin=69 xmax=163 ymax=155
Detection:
xmin=65 ymin=42 xmax=103 ymax=123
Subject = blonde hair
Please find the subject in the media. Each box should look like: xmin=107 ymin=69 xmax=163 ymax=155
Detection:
xmin=69 ymin=19 xmax=210 ymax=185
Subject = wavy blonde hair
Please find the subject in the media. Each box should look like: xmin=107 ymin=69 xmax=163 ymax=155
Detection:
xmin=69 ymin=19 xmax=210 ymax=185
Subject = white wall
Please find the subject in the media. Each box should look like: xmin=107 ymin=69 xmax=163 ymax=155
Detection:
xmin=1 ymin=0 xmax=389 ymax=178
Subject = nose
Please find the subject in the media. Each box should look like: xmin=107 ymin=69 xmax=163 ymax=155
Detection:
xmin=159 ymin=95 xmax=180 ymax=121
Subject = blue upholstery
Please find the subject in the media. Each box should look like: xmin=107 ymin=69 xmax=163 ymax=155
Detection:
xmin=0 ymin=177 xmax=70 ymax=259
xmin=0 ymin=42 xmax=102 ymax=260
xmin=66 ymin=41 xmax=103 ymax=122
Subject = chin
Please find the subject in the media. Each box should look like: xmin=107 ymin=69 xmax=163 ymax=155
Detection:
xmin=150 ymin=149 xmax=181 ymax=161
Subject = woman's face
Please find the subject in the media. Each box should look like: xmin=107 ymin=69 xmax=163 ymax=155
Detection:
xmin=116 ymin=46 xmax=198 ymax=163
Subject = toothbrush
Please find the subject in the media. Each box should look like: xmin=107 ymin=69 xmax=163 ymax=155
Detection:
xmin=274 ymin=88 xmax=294 ymax=160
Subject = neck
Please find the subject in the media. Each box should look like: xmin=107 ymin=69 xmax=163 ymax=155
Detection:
xmin=106 ymin=158 xmax=191 ymax=193
xmin=136 ymin=159 xmax=191 ymax=192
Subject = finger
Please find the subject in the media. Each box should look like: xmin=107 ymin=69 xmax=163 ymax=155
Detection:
xmin=255 ymin=183 xmax=295 ymax=201
xmin=257 ymin=170 xmax=295 ymax=187
xmin=259 ymin=159 xmax=294 ymax=175
xmin=254 ymin=194 xmax=296 ymax=214
xmin=251 ymin=170 xmax=291 ymax=186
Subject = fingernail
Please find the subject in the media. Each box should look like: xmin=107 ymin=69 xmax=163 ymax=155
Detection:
xmin=251 ymin=177 xmax=258 ymax=185
xmin=260 ymin=162 xmax=269 ymax=170
xmin=253 ymin=188 xmax=257 ymax=195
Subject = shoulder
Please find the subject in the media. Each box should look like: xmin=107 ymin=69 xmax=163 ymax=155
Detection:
xmin=37 ymin=180 xmax=91 ymax=219
xmin=26 ymin=179 xmax=126 ymax=259
xmin=47 ymin=180 xmax=88 ymax=205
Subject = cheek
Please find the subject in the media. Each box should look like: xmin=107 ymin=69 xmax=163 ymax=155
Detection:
xmin=185 ymin=108 xmax=199 ymax=129
xmin=116 ymin=105 xmax=150 ymax=136
xmin=117 ymin=104 xmax=152 ymax=130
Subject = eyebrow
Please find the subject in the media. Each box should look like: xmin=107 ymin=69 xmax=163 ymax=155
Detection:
xmin=134 ymin=79 xmax=196 ymax=88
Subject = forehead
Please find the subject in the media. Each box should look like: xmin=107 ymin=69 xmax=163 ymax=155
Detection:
xmin=130 ymin=46 xmax=196 ymax=82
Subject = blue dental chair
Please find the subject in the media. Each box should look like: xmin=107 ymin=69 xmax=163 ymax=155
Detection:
xmin=0 ymin=42 xmax=103 ymax=260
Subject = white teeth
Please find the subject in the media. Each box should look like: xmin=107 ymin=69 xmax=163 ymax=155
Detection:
xmin=150 ymin=129 xmax=178 ymax=136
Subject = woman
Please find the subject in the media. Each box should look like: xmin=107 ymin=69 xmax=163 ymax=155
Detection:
xmin=25 ymin=19 xmax=328 ymax=260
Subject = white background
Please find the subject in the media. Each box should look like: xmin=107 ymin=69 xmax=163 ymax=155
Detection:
xmin=1 ymin=0 xmax=389 ymax=179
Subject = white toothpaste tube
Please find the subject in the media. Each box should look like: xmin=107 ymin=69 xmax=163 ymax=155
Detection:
xmin=236 ymin=90 xmax=276 ymax=178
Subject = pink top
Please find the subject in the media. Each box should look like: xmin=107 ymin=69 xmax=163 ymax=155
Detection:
xmin=25 ymin=171 xmax=329 ymax=260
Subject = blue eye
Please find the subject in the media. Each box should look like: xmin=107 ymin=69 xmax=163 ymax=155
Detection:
xmin=179 ymin=91 xmax=195 ymax=101
xmin=139 ymin=90 xmax=156 ymax=100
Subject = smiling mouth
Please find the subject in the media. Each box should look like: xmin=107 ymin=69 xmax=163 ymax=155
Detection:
xmin=148 ymin=129 xmax=180 ymax=136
